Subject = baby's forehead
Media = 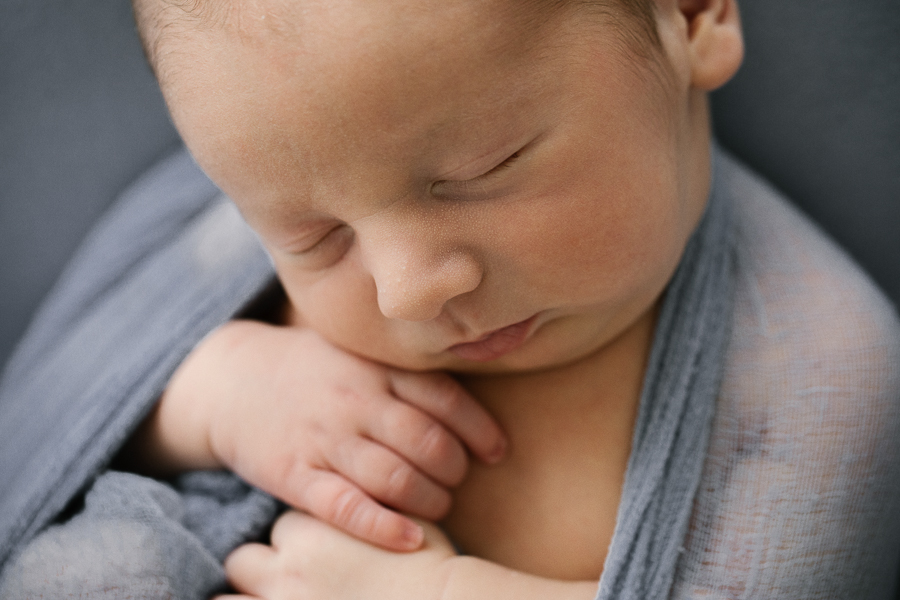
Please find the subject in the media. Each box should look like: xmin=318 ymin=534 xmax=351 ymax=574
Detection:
xmin=146 ymin=0 xmax=570 ymax=75
xmin=150 ymin=0 xmax=582 ymax=135
xmin=148 ymin=0 xmax=674 ymax=209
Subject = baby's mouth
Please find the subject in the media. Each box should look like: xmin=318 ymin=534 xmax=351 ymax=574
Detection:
xmin=447 ymin=315 xmax=538 ymax=362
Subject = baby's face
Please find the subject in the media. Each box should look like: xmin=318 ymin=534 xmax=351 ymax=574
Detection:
xmin=162 ymin=0 xmax=710 ymax=373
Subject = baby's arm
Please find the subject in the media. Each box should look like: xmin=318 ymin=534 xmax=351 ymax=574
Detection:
xmin=123 ymin=319 xmax=507 ymax=551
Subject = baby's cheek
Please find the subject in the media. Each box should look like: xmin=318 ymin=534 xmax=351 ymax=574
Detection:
xmin=492 ymin=202 xmax=625 ymax=298
xmin=286 ymin=257 xmax=371 ymax=326
xmin=279 ymin=254 xmax=404 ymax=360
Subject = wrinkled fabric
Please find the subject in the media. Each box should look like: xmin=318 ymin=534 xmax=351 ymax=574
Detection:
xmin=0 ymin=146 xmax=897 ymax=599
xmin=0 ymin=472 xmax=278 ymax=599
xmin=597 ymin=143 xmax=735 ymax=600
xmin=0 ymin=148 xmax=275 ymax=570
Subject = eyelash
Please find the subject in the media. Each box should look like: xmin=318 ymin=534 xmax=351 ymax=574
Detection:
xmin=478 ymin=150 xmax=521 ymax=180
xmin=289 ymin=224 xmax=354 ymax=269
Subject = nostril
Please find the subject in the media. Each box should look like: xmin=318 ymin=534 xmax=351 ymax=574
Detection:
xmin=374 ymin=253 xmax=482 ymax=322
xmin=376 ymin=278 xmax=445 ymax=322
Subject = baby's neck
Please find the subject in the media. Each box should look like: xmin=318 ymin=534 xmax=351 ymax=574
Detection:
xmin=444 ymin=306 xmax=657 ymax=580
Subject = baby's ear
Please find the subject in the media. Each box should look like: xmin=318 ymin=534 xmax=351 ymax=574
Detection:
xmin=678 ymin=0 xmax=744 ymax=90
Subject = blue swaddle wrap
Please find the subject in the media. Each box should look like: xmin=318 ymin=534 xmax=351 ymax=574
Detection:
xmin=0 ymin=145 xmax=733 ymax=598
xmin=597 ymin=151 xmax=734 ymax=599
xmin=0 ymin=148 xmax=275 ymax=565
xmin=0 ymin=472 xmax=278 ymax=598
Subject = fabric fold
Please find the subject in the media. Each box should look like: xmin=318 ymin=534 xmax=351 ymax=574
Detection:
xmin=597 ymin=149 xmax=736 ymax=600
xmin=0 ymin=148 xmax=276 ymax=567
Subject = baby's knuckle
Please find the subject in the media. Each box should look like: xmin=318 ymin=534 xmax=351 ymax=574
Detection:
xmin=290 ymin=470 xmax=338 ymax=516
xmin=331 ymin=384 xmax=366 ymax=412
xmin=417 ymin=421 xmax=454 ymax=463
xmin=269 ymin=454 xmax=309 ymax=492
xmin=328 ymin=487 xmax=369 ymax=531
xmin=387 ymin=403 xmax=418 ymax=433
xmin=383 ymin=462 xmax=418 ymax=500
xmin=431 ymin=377 xmax=465 ymax=414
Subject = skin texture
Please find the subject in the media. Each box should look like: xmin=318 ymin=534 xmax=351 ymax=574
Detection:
xmin=161 ymin=0 xmax=712 ymax=377
xmin=218 ymin=512 xmax=599 ymax=600
xmin=137 ymin=0 xmax=743 ymax=596
xmin=129 ymin=321 xmax=508 ymax=551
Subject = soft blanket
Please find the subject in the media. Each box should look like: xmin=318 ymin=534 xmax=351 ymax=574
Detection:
xmin=1 ymin=146 xmax=898 ymax=599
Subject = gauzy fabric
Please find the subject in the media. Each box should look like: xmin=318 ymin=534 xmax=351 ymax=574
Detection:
xmin=0 ymin=147 xmax=898 ymax=599
xmin=0 ymin=149 xmax=275 ymax=564
xmin=597 ymin=145 xmax=735 ymax=599
xmin=672 ymin=157 xmax=900 ymax=598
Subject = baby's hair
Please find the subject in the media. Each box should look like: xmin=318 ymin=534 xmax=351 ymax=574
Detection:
xmin=132 ymin=0 xmax=662 ymax=86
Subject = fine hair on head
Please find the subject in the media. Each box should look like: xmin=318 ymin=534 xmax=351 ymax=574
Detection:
xmin=131 ymin=0 xmax=664 ymax=87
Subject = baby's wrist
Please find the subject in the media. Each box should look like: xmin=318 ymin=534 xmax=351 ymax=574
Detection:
xmin=170 ymin=320 xmax=272 ymax=469
xmin=124 ymin=323 xmax=256 ymax=475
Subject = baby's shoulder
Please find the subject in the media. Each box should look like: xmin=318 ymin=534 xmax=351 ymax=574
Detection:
xmin=675 ymin=154 xmax=900 ymax=599
xmin=718 ymin=152 xmax=900 ymax=430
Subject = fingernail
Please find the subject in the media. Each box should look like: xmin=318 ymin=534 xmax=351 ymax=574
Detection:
xmin=486 ymin=438 xmax=507 ymax=464
xmin=401 ymin=523 xmax=424 ymax=550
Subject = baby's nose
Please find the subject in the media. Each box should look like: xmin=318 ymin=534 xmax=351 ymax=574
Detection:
xmin=372 ymin=248 xmax=482 ymax=322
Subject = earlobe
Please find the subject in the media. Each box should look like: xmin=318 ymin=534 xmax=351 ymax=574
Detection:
xmin=680 ymin=0 xmax=744 ymax=90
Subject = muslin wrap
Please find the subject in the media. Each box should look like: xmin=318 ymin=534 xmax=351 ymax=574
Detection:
xmin=0 ymin=146 xmax=898 ymax=599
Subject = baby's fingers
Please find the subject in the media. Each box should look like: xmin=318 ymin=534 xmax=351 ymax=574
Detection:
xmin=295 ymin=468 xmax=425 ymax=551
xmin=333 ymin=437 xmax=453 ymax=519
xmin=389 ymin=370 xmax=507 ymax=464
xmin=368 ymin=398 xmax=469 ymax=486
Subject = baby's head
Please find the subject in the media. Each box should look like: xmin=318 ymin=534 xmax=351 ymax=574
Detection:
xmin=134 ymin=0 xmax=743 ymax=373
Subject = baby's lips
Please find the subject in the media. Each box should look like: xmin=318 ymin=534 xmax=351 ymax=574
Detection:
xmin=448 ymin=314 xmax=538 ymax=362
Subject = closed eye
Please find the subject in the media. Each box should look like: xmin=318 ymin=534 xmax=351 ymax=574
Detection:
xmin=476 ymin=150 xmax=521 ymax=181
xmin=285 ymin=224 xmax=355 ymax=270
xmin=431 ymin=148 xmax=524 ymax=199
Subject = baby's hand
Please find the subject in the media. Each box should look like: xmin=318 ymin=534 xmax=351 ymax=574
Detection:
xmin=217 ymin=511 xmax=599 ymax=600
xmin=130 ymin=320 xmax=506 ymax=551
xmin=218 ymin=511 xmax=458 ymax=600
